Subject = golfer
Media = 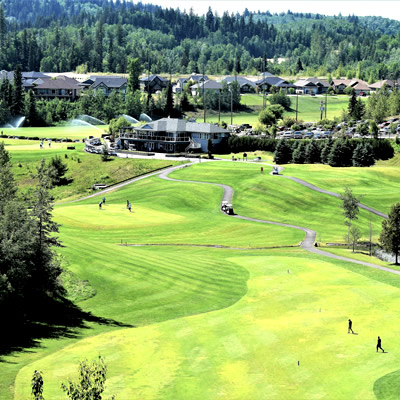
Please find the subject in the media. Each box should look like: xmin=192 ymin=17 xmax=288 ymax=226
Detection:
xmin=376 ymin=336 xmax=384 ymax=353
xmin=348 ymin=319 xmax=354 ymax=334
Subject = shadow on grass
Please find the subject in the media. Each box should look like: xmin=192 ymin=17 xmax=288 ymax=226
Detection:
xmin=0 ymin=296 xmax=133 ymax=362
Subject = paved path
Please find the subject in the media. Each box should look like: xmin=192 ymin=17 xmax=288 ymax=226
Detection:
xmin=159 ymin=165 xmax=400 ymax=276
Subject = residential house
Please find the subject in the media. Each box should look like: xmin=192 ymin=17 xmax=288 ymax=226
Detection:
xmin=331 ymin=79 xmax=370 ymax=95
xmin=190 ymin=80 xmax=223 ymax=96
xmin=369 ymin=79 xmax=400 ymax=91
xmin=221 ymin=76 xmax=256 ymax=93
xmin=79 ymin=76 xmax=127 ymax=97
xmin=255 ymin=75 xmax=294 ymax=92
xmin=140 ymin=75 xmax=169 ymax=94
xmin=32 ymin=75 xmax=81 ymax=100
xmin=118 ymin=117 xmax=230 ymax=153
xmin=172 ymin=77 xmax=189 ymax=94
xmin=303 ymin=78 xmax=330 ymax=94
xmin=189 ymin=74 xmax=208 ymax=83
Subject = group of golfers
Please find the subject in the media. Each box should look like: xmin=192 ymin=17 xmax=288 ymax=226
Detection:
xmin=98 ymin=196 xmax=133 ymax=212
xmin=348 ymin=319 xmax=385 ymax=353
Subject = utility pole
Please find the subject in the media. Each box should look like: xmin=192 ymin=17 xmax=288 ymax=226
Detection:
xmin=325 ymin=92 xmax=328 ymax=119
xmin=218 ymin=89 xmax=221 ymax=123
xmin=296 ymin=94 xmax=299 ymax=121
xmin=320 ymin=99 xmax=324 ymax=121
xmin=230 ymin=88 xmax=233 ymax=125
xmin=202 ymin=64 xmax=206 ymax=123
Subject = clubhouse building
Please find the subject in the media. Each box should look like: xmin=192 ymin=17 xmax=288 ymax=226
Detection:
xmin=118 ymin=118 xmax=230 ymax=153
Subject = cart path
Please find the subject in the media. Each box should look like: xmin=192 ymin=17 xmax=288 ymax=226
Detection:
xmin=160 ymin=166 xmax=400 ymax=276
xmin=266 ymin=164 xmax=389 ymax=219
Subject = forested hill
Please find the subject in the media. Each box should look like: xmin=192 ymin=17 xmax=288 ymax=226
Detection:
xmin=0 ymin=0 xmax=400 ymax=82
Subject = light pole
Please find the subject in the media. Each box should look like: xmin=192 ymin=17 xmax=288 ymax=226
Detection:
xmin=218 ymin=89 xmax=221 ymax=123
xmin=325 ymin=92 xmax=328 ymax=119
xmin=296 ymin=93 xmax=299 ymax=121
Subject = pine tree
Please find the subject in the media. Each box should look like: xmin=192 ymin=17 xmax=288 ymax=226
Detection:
xmin=296 ymin=57 xmax=303 ymax=72
xmin=273 ymin=139 xmax=292 ymax=164
xmin=328 ymin=139 xmax=353 ymax=167
xmin=11 ymin=64 xmax=24 ymax=116
xmin=24 ymin=89 xmax=38 ymax=126
xmin=165 ymin=82 xmax=174 ymax=117
xmin=380 ymin=203 xmax=400 ymax=265
xmin=0 ymin=142 xmax=17 ymax=215
xmin=127 ymin=57 xmax=141 ymax=93
xmin=348 ymin=89 xmax=357 ymax=119
xmin=352 ymin=142 xmax=375 ymax=167
xmin=305 ymin=140 xmax=321 ymax=164
xmin=292 ymin=141 xmax=306 ymax=164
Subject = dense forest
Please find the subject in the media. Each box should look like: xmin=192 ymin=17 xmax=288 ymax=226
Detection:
xmin=0 ymin=0 xmax=400 ymax=81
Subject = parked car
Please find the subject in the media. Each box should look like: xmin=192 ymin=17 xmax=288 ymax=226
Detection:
xmin=293 ymin=131 xmax=303 ymax=139
xmin=282 ymin=131 xmax=294 ymax=139
xmin=313 ymin=133 xmax=322 ymax=139
xmin=303 ymin=132 xmax=313 ymax=139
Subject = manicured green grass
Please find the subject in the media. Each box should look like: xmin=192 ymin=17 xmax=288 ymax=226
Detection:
xmin=1 ymin=125 xmax=108 ymax=140
xmin=285 ymin=95 xmax=353 ymax=122
xmin=203 ymin=94 xmax=352 ymax=125
xmin=283 ymin=162 xmax=400 ymax=215
xmin=14 ymin=247 xmax=400 ymax=399
xmin=215 ymin=151 xmax=274 ymax=161
xmin=171 ymin=162 xmax=385 ymax=244
xmin=3 ymin=160 xmax=400 ymax=400
xmin=3 ymin=139 xmax=183 ymax=201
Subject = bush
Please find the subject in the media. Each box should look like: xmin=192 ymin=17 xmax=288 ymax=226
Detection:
xmin=269 ymin=90 xmax=291 ymax=110
xmin=352 ymin=142 xmax=375 ymax=167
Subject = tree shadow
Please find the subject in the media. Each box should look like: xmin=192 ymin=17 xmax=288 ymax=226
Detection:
xmin=0 ymin=296 xmax=133 ymax=362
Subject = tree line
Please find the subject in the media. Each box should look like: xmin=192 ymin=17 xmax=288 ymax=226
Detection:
xmin=0 ymin=1 xmax=400 ymax=80
xmin=273 ymin=138 xmax=394 ymax=167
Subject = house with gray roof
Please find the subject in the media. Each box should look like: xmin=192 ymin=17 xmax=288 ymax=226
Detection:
xmin=140 ymin=75 xmax=169 ymax=94
xmin=79 ymin=75 xmax=128 ymax=97
xmin=189 ymin=74 xmax=208 ymax=83
xmin=255 ymin=76 xmax=294 ymax=92
xmin=190 ymin=80 xmax=223 ymax=96
xmin=118 ymin=117 xmax=229 ymax=153
xmin=369 ymin=79 xmax=400 ymax=92
xmin=32 ymin=75 xmax=81 ymax=100
xmin=221 ymin=76 xmax=256 ymax=93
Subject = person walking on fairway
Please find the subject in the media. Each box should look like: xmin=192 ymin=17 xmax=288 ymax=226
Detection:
xmin=99 ymin=201 xmax=102 ymax=209
xmin=377 ymin=336 xmax=384 ymax=352
xmin=348 ymin=319 xmax=354 ymax=334
xmin=128 ymin=202 xmax=132 ymax=212
xmin=126 ymin=200 xmax=129 ymax=209
xmin=102 ymin=196 xmax=106 ymax=204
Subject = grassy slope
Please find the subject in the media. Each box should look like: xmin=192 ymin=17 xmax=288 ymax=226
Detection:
xmin=1 ymin=125 xmax=107 ymax=139
xmin=4 ymin=140 xmax=182 ymax=201
xmin=204 ymin=95 xmax=351 ymax=125
xmin=282 ymin=162 xmax=400 ymax=215
xmin=4 ymin=160 xmax=400 ymax=399
xmin=14 ymin=248 xmax=400 ymax=399
xmin=172 ymin=161 xmax=385 ymax=244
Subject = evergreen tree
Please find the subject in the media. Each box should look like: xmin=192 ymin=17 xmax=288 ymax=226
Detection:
xmin=296 ymin=57 xmax=303 ymax=72
xmin=320 ymin=138 xmax=333 ymax=164
xmin=29 ymin=159 xmax=63 ymax=299
xmin=47 ymin=155 xmax=68 ymax=186
xmin=273 ymin=139 xmax=292 ymax=164
xmin=352 ymin=142 xmax=375 ymax=167
xmin=328 ymin=139 xmax=353 ymax=167
xmin=348 ymin=89 xmax=357 ymax=119
xmin=292 ymin=141 xmax=306 ymax=164
xmin=207 ymin=138 xmax=213 ymax=158
xmin=127 ymin=57 xmax=141 ymax=93
xmin=165 ymin=82 xmax=174 ymax=117
xmin=305 ymin=140 xmax=321 ymax=164
xmin=0 ymin=142 xmax=17 ymax=215
xmin=24 ymin=89 xmax=38 ymax=126
xmin=379 ymin=203 xmax=400 ymax=265
xmin=11 ymin=64 xmax=24 ymax=116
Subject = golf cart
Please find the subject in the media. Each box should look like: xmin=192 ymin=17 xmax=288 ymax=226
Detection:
xmin=221 ymin=201 xmax=234 ymax=215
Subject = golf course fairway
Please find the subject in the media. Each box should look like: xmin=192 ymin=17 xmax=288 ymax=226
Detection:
xmin=3 ymin=159 xmax=400 ymax=399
